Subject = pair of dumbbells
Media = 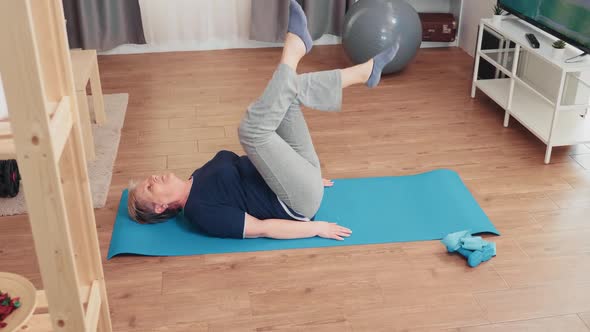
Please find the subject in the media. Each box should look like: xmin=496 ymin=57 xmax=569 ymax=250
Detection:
xmin=441 ymin=230 xmax=496 ymax=268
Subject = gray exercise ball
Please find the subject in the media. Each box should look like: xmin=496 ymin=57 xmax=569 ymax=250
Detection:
xmin=342 ymin=0 xmax=422 ymax=74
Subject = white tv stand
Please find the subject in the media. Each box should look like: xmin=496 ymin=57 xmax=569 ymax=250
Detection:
xmin=471 ymin=17 xmax=590 ymax=164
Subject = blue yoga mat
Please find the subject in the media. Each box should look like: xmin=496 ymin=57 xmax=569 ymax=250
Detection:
xmin=107 ymin=169 xmax=499 ymax=259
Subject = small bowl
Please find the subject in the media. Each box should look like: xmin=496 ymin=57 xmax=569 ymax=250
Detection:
xmin=0 ymin=272 xmax=37 ymax=332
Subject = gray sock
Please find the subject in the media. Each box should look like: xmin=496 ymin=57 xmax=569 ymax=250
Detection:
xmin=366 ymin=44 xmax=400 ymax=88
xmin=287 ymin=0 xmax=313 ymax=53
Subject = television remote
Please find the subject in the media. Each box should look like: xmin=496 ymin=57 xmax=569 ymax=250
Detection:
xmin=525 ymin=33 xmax=540 ymax=48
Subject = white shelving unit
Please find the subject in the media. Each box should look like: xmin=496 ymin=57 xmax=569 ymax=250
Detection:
xmin=408 ymin=0 xmax=463 ymax=48
xmin=471 ymin=17 xmax=590 ymax=164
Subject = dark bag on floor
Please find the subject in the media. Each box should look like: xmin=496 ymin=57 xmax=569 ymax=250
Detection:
xmin=0 ymin=159 xmax=21 ymax=198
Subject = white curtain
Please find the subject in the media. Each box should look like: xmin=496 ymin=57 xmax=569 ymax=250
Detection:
xmin=101 ymin=0 xmax=340 ymax=55
xmin=141 ymin=0 xmax=251 ymax=47
xmin=104 ymin=0 xmax=258 ymax=54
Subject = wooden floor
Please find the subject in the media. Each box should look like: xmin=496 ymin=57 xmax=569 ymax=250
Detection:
xmin=2 ymin=45 xmax=590 ymax=331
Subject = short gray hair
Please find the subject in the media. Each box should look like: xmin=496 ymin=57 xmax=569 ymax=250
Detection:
xmin=127 ymin=180 xmax=180 ymax=224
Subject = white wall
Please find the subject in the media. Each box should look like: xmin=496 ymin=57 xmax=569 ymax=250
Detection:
xmin=459 ymin=0 xmax=495 ymax=56
xmin=0 ymin=75 xmax=8 ymax=120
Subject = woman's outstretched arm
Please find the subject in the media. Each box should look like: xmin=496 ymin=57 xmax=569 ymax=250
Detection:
xmin=244 ymin=214 xmax=351 ymax=241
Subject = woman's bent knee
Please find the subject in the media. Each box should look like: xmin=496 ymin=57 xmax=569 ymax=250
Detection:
xmin=238 ymin=116 xmax=255 ymax=146
xmin=297 ymin=178 xmax=324 ymax=218
xmin=238 ymin=113 xmax=270 ymax=147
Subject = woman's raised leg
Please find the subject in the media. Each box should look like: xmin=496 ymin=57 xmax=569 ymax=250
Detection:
xmin=238 ymin=0 xmax=324 ymax=218
xmin=239 ymin=0 xmax=400 ymax=218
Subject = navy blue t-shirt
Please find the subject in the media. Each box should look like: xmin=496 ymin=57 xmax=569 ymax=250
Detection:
xmin=183 ymin=150 xmax=297 ymax=238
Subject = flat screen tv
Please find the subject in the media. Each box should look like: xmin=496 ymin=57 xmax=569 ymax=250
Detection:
xmin=498 ymin=0 xmax=590 ymax=54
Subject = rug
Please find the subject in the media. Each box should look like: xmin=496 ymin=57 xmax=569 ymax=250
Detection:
xmin=0 ymin=93 xmax=129 ymax=216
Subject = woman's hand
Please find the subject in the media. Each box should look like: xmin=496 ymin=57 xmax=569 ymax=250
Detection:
xmin=323 ymin=178 xmax=334 ymax=187
xmin=314 ymin=221 xmax=352 ymax=241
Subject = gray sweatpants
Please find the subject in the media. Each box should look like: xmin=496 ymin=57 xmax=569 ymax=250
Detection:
xmin=238 ymin=64 xmax=342 ymax=218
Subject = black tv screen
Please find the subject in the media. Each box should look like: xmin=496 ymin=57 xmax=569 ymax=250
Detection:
xmin=498 ymin=0 xmax=590 ymax=53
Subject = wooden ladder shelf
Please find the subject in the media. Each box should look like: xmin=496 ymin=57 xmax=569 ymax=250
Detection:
xmin=0 ymin=1 xmax=113 ymax=331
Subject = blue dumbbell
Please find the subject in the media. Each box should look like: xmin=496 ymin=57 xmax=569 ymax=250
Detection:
xmin=441 ymin=230 xmax=497 ymax=268
xmin=457 ymin=243 xmax=496 ymax=268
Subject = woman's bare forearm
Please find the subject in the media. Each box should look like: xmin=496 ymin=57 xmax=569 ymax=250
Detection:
xmin=246 ymin=218 xmax=318 ymax=239
xmin=244 ymin=214 xmax=352 ymax=240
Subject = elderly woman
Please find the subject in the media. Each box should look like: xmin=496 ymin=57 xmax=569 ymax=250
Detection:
xmin=127 ymin=0 xmax=398 ymax=240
